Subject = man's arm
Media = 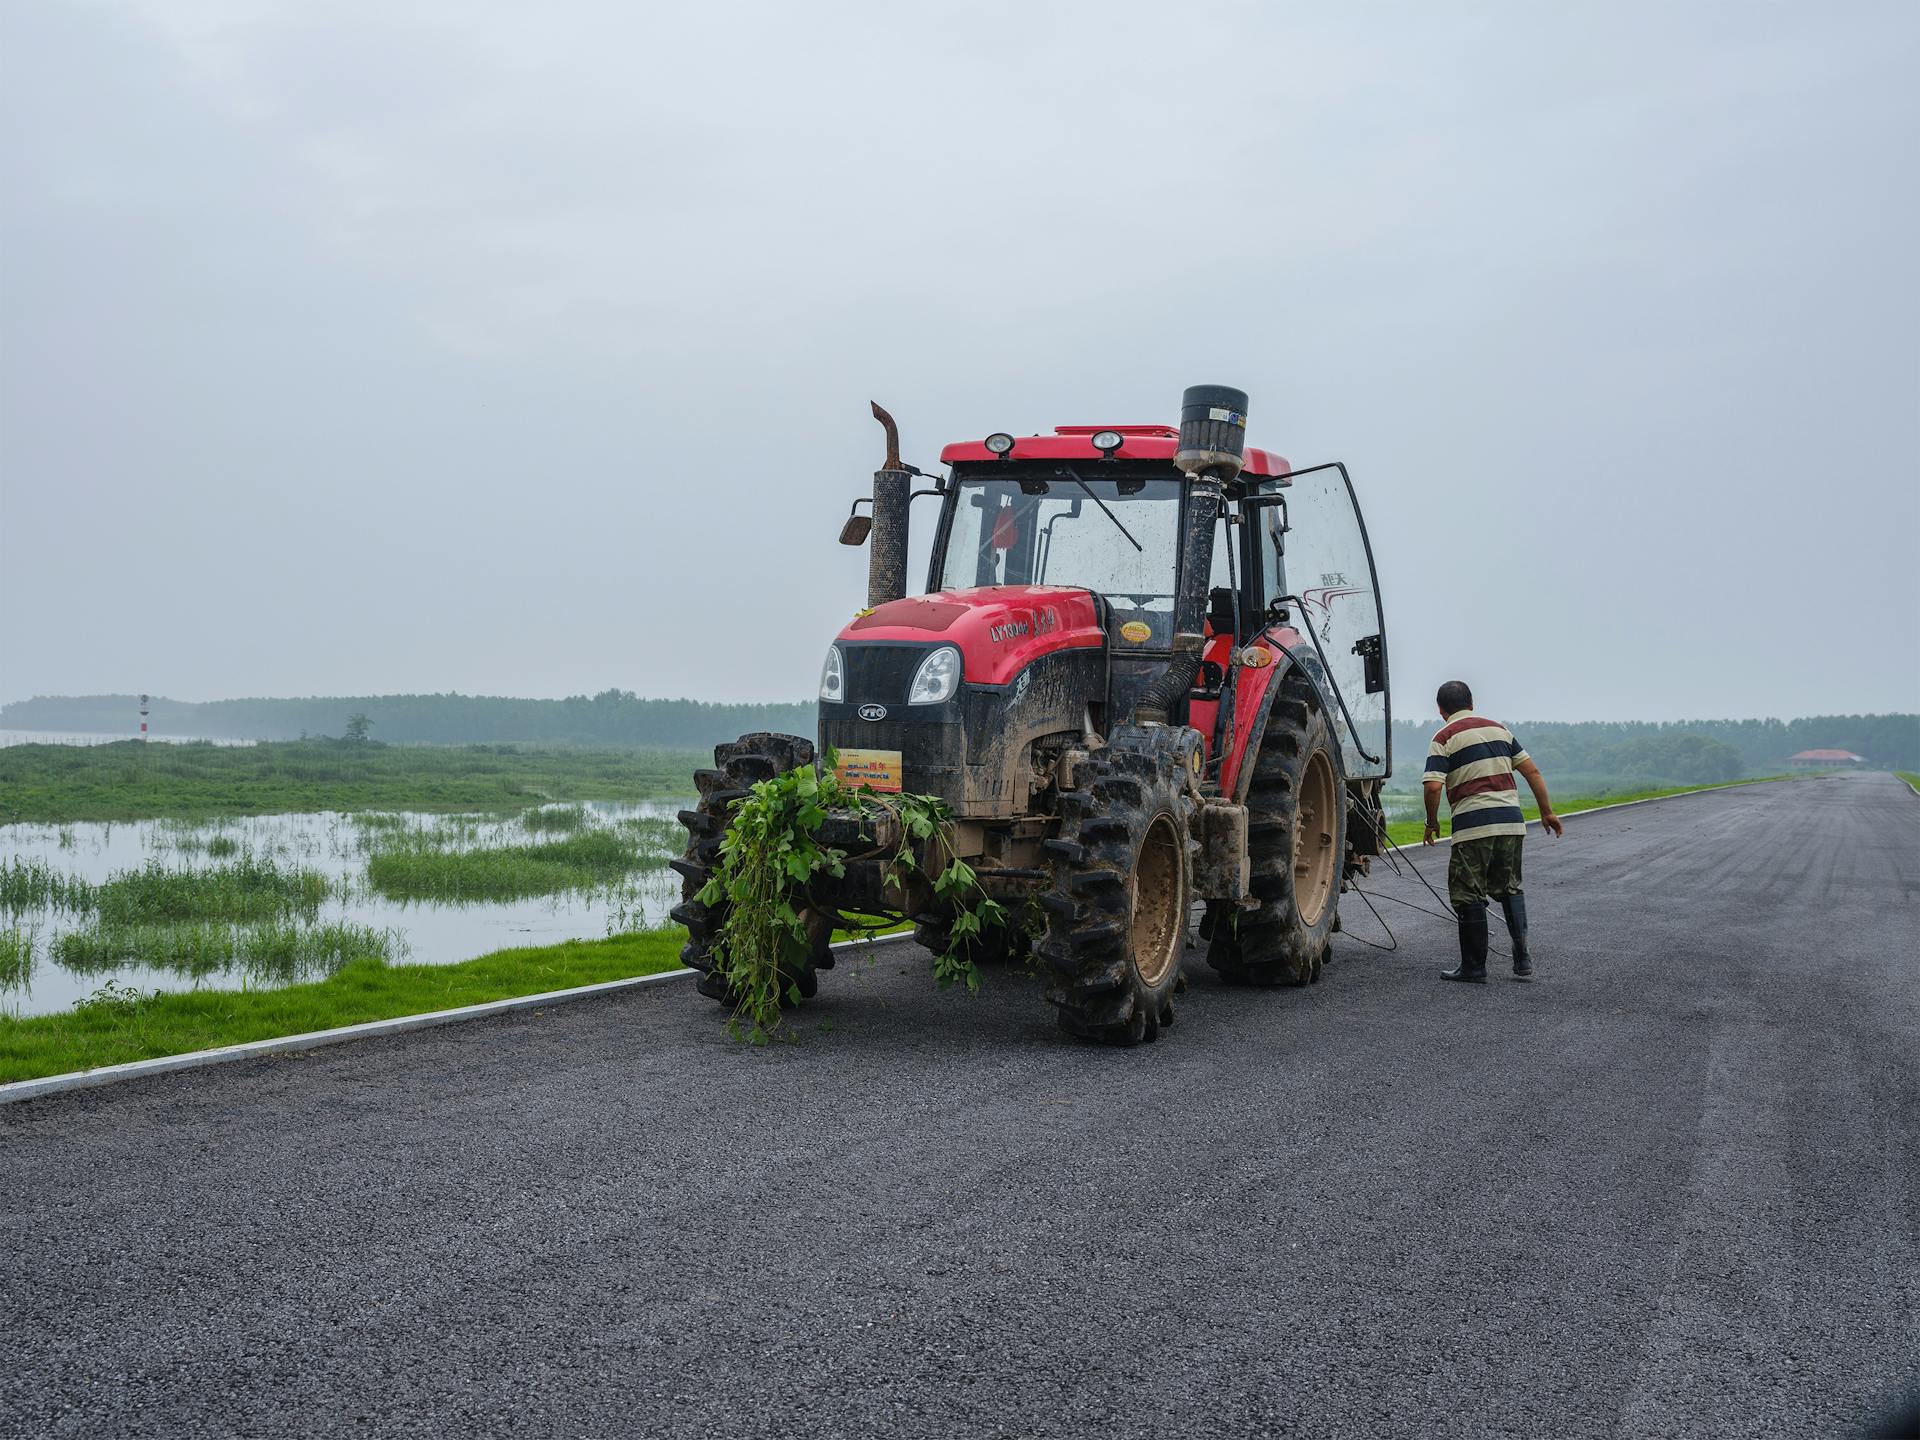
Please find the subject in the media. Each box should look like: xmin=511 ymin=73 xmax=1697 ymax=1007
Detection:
xmin=1422 ymin=780 xmax=1444 ymax=845
xmin=1516 ymin=758 xmax=1563 ymax=837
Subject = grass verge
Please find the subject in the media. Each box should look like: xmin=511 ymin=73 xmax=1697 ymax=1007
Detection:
xmin=1380 ymin=774 xmax=1794 ymax=847
xmin=0 ymin=740 xmax=706 ymax=825
xmin=0 ymin=930 xmax=687 ymax=1084
xmin=1897 ymin=772 xmax=1919 ymax=794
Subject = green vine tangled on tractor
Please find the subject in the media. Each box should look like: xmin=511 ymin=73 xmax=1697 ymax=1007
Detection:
xmin=695 ymin=751 xmax=1008 ymax=1043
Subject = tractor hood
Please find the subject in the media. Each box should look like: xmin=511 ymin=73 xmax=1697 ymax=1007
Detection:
xmin=834 ymin=585 xmax=1104 ymax=686
xmin=821 ymin=585 xmax=1108 ymax=818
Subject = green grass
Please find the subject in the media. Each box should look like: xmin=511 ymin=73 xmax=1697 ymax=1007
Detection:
xmin=51 ymin=919 xmax=400 ymax=983
xmin=0 ymin=930 xmax=687 ymax=1083
xmin=0 ymin=858 xmax=92 ymax=914
xmin=0 ymin=740 xmax=706 ymax=825
xmin=0 ymin=928 xmax=33 ymax=988
xmin=91 ymin=856 xmax=330 ymax=925
xmin=365 ymin=828 xmax=669 ymax=901
xmin=1381 ymin=774 xmax=1794 ymax=846
xmin=2 ymin=854 xmax=331 ymax=924
xmin=1897 ymin=772 xmax=1919 ymax=793
xmin=522 ymin=804 xmax=588 ymax=834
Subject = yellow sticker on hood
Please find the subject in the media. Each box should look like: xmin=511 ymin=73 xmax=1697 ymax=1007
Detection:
xmin=1119 ymin=621 xmax=1152 ymax=643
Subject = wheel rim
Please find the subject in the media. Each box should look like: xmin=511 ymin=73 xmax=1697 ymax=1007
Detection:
xmin=1130 ymin=812 xmax=1185 ymax=987
xmin=1293 ymin=748 xmax=1338 ymax=928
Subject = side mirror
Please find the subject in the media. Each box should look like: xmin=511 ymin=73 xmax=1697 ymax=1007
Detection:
xmin=838 ymin=504 xmax=872 ymax=547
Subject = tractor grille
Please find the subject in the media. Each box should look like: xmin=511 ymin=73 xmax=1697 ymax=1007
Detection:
xmin=839 ymin=642 xmax=935 ymax=706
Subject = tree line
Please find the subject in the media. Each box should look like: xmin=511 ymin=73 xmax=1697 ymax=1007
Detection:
xmin=6 ymin=694 xmax=1914 ymax=779
xmin=0 ymin=691 xmax=817 ymax=750
xmin=1389 ymin=712 xmax=1919 ymax=784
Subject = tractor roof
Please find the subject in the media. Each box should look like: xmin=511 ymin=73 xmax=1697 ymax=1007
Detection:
xmin=940 ymin=425 xmax=1290 ymax=478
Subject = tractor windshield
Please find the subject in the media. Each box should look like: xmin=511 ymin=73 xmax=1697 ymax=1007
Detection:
xmin=937 ymin=474 xmax=1183 ymax=636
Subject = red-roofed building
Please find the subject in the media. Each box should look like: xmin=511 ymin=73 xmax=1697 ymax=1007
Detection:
xmin=1787 ymin=749 xmax=1867 ymax=767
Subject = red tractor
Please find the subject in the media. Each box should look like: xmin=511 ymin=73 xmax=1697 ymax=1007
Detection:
xmin=675 ymin=386 xmax=1392 ymax=1044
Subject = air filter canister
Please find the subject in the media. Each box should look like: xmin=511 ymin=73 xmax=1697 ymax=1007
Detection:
xmin=1175 ymin=384 xmax=1250 ymax=478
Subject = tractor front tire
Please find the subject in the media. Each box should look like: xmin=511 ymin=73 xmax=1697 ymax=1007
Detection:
xmin=1207 ymin=671 xmax=1347 ymax=987
xmin=1038 ymin=727 xmax=1195 ymax=1045
xmin=670 ymin=732 xmax=826 ymax=1006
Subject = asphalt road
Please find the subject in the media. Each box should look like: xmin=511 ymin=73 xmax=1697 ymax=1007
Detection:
xmin=4 ymin=772 xmax=1917 ymax=1438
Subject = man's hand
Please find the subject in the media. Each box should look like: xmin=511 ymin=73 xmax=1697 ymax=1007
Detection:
xmin=1539 ymin=811 xmax=1564 ymax=838
xmin=1422 ymin=779 xmax=1444 ymax=847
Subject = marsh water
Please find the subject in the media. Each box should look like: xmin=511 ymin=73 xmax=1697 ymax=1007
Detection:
xmin=0 ymin=801 xmax=691 ymax=1017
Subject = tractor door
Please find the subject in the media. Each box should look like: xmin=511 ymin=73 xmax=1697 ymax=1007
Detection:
xmin=1254 ymin=463 xmax=1391 ymax=779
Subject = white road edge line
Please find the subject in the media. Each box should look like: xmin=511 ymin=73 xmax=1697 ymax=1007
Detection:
xmin=0 ymin=776 xmax=1832 ymax=1107
xmin=0 ymin=931 xmax=917 ymax=1107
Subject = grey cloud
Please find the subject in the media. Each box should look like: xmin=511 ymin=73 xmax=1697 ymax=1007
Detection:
xmin=2 ymin=0 xmax=1915 ymax=719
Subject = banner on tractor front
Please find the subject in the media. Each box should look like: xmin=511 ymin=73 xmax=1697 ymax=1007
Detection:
xmin=835 ymin=749 xmax=904 ymax=793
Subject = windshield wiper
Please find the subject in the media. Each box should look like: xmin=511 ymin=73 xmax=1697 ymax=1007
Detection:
xmin=1057 ymin=465 xmax=1143 ymax=552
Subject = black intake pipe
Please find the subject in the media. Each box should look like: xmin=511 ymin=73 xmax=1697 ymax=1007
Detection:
xmin=1133 ymin=385 xmax=1249 ymax=726
xmin=1133 ymin=476 xmax=1223 ymax=724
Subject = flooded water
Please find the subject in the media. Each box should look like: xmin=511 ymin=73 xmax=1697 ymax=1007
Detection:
xmin=1380 ymin=790 xmax=1427 ymax=824
xmin=0 ymin=801 xmax=692 ymax=1017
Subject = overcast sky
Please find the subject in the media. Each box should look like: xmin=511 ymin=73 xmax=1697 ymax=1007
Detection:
xmin=3 ymin=0 xmax=1916 ymax=722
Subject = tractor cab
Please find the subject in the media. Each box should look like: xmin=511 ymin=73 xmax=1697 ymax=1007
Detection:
xmin=819 ymin=416 xmax=1389 ymax=811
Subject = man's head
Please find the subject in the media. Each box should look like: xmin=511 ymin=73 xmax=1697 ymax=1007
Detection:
xmin=1436 ymin=680 xmax=1473 ymax=718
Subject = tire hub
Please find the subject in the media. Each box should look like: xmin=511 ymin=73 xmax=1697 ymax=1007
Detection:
xmin=1292 ymin=749 xmax=1338 ymax=928
xmin=1130 ymin=812 xmax=1185 ymax=987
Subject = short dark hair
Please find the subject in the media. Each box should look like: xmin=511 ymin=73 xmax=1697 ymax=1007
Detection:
xmin=1436 ymin=680 xmax=1473 ymax=714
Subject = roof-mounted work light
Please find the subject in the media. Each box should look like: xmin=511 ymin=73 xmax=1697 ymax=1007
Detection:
xmin=1090 ymin=429 xmax=1124 ymax=457
xmin=984 ymin=432 xmax=1015 ymax=458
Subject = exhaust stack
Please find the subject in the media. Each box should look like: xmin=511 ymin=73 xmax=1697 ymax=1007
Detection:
xmin=867 ymin=401 xmax=911 ymax=609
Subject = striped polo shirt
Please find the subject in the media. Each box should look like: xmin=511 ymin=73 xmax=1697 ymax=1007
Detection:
xmin=1424 ymin=711 xmax=1531 ymax=838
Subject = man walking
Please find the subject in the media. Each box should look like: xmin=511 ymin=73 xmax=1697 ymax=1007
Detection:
xmin=1422 ymin=680 xmax=1563 ymax=982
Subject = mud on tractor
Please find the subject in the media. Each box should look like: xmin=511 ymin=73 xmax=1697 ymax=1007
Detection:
xmin=674 ymin=386 xmax=1392 ymax=1045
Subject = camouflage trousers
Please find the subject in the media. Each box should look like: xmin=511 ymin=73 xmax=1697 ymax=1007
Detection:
xmin=1448 ymin=834 xmax=1525 ymax=910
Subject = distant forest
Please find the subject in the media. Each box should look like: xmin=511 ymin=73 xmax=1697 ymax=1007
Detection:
xmin=0 ymin=692 xmax=816 ymax=751
xmin=1387 ymin=713 xmax=1919 ymax=786
xmin=5 ymin=694 xmax=1914 ymax=781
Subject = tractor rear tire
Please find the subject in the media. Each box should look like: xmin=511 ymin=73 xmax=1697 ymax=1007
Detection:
xmin=1038 ymin=726 xmax=1195 ymax=1045
xmin=670 ymin=732 xmax=824 ymax=1006
xmin=1207 ymin=671 xmax=1347 ymax=987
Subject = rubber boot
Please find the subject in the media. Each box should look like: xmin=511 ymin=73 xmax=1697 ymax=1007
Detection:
xmin=1502 ymin=894 xmax=1532 ymax=981
xmin=1443 ymin=904 xmax=1489 ymax=983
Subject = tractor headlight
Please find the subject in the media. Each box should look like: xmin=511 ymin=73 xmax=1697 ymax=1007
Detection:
xmin=907 ymin=645 xmax=961 ymax=705
xmin=819 ymin=645 xmax=845 ymax=702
